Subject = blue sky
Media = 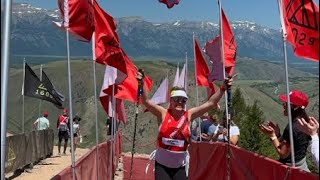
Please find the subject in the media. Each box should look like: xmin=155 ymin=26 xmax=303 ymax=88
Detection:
xmin=10 ymin=0 xmax=320 ymax=29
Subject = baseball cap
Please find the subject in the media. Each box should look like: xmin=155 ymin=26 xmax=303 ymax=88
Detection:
xmin=63 ymin=108 xmax=68 ymax=114
xmin=43 ymin=111 xmax=49 ymax=116
xmin=170 ymin=90 xmax=188 ymax=99
xmin=279 ymin=90 xmax=309 ymax=109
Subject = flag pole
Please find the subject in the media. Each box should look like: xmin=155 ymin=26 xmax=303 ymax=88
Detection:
xmin=92 ymin=31 xmax=100 ymax=179
xmin=193 ymin=33 xmax=202 ymax=141
xmin=277 ymin=0 xmax=295 ymax=166
xmin=110 ymin=84 xmax=116 ymax=180
xmin=63 ymin=0 xmax=76 ymax=178
xmin=1 ymin=0 xmax=12 ymax=178
xmin=22 ymin=58 xmax=26 ymax=133
xmin=185 ymin=51 xmax=188 ymax=94
xmin=112 ymin=88 xmax=117 ymax=179
xmin=38 ymin=64 xmax=43 ymax=130
xmin=218 ymin=0 xmax=230 ymax=179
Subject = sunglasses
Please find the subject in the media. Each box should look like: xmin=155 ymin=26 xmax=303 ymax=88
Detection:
xmin=172 ymin=97 xmax=187 ymax=103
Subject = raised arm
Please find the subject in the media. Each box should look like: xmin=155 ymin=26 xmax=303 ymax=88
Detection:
xmin=189 ymin=77 xmax=233 ymax=121
xmin=138 ymin=70 xmax=166 ymax=120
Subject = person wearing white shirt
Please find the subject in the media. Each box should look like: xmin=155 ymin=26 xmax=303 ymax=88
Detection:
xmin=210 ymin=114 xmax=240 ymax=145
xmin=33 ymin=111 xmax=50 ymax=130
xmin=297 ymin=117 xmax=319 ymax=169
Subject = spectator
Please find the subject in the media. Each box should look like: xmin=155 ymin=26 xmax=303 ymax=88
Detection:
xmin=138 ymin=69 xmax=233 ymax=180
xmin=210 ymin=111 xmax=240 ymax=145
xmin=56 ymin=108 xmax=70 ymax=155
xmin=33 ymin=111 xmax=50 ymax=130
xmin=297 ymin=117 xmax=319 ymax=169
xmin=191 ymin=112 xmax=213 ymax=141
xmin=71 ymin=115 xmax=81 ymax=152
xmin=259 ymin=90 xmax=311 ymax=171
xmin=201 ymin=114 xmax=219 ymax=141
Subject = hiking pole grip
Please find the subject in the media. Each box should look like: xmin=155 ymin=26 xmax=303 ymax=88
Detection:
xmin=137 ymin=69 xmax=144 ymax=98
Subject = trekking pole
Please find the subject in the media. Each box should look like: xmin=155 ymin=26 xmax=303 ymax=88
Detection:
xmin=129 ymin=69 xmax=144 ymax=180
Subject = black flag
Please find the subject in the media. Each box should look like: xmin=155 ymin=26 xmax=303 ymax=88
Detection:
xmin=41 ymin=70 xmax=65 ymax=103
xmin=23 ymin=63 xmax=64 ymax=108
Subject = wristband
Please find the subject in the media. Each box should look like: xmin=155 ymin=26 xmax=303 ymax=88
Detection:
xmin=220 ymin=86 xmax=226 ymax=92
xmin=270 ymin=136 xmax=277 ymax=141
xmin=311 ymin=134 xmax=319 ymax=141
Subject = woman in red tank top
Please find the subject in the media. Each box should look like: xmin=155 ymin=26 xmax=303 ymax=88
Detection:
xmin=137 ymin=70 xmax=233 ymax=180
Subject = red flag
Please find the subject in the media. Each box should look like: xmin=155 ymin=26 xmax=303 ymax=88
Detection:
xmin=222 ymin=9 xmax=237 ymax=68
xmin=56 ymin=0 xmax=94 ymax=42
xmin=281 ymin=0 xmax=319 ymax=61
xmin=104 ymin=54 xmax=153 ymax=103
xmin=205 ymin=36 xmax=224 ymax=81
xmin=100 ymin=93 xmax=127 ymax=124
xmin=93 ymin=0 xmax=127 ymax=75
xmin=99 ymin=66 xmax=127 ymax=123
xmin=159 ymin=0 xmax=181 ymax=9
xmin=194 ymin=37 xmax=210 ymax=87
xmin=205 ymin=36 xmax=234 ymax=81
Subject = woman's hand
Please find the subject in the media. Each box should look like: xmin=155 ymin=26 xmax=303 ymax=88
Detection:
xmin=136 ymin=69 xmax=144 ymax=81
xmin=267 ymin=121 xmax=280 ymax=137
xmin=259 ymin=123 xmax=276 ymax=137
xmin=297 ymin=117 xmax=319 ymax=136
xmin=221 ymin=74 xmax=237 ymax=91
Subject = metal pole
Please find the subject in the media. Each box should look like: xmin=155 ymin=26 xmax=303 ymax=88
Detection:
xmin=193 ymin=33 xmax=202 ymax=141
xmin=277 ymin=0 xmax=295 ymax=167
xmin=218 ymin=1 xmax=230 ymax=180
xmin=38 ymin=65 xmax=43 ymax=130
xmin=282 ymin=33 xmax=296 ymax=167
xmin=110 ymin=85 xmax=116 ymax=180
xmin=66 ymin=29 xmax=76 ymax=179
xmin=1 ymin=0 xmax=12 ymax=179
xmin=92 ymin=32 xmax=100 ymax=179
xmin=63 ymin=0 xmax=75 ymax=177
xmin=22 ymin=59 xmax=26 ymax=133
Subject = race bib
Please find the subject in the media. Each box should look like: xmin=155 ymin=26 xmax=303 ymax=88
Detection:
xmin=162 ymin=137 xmax=184 ymax=147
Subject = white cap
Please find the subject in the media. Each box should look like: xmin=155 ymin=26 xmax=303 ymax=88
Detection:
xmin=170 ymin=90 xmax=188 ymax=99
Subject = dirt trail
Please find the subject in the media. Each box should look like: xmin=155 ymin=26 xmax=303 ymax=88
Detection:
xmin=5 ymin=146 xmax=89 ymax=180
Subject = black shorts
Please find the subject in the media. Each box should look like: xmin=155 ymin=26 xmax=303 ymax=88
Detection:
xmin=155 ymin=161 xmax=187 ymax=180
xmin=58 ymin=131 xmax=69 ymax=141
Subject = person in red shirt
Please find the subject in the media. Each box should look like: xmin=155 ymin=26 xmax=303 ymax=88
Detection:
xmin=56 ymin=108 xmax=70 ymax=155
xmin=137 ymin=70 xmax=233 ymax=180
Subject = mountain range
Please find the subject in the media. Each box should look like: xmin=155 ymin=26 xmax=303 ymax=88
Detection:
xmin=1 ymin=3 xmax=318 ymax=74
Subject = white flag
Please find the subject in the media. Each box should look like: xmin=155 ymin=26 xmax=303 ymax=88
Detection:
xmin=150 ymin=78 xmax=169 ymax=105
xmin=173 ymin=64 xmax=180 ymax=87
